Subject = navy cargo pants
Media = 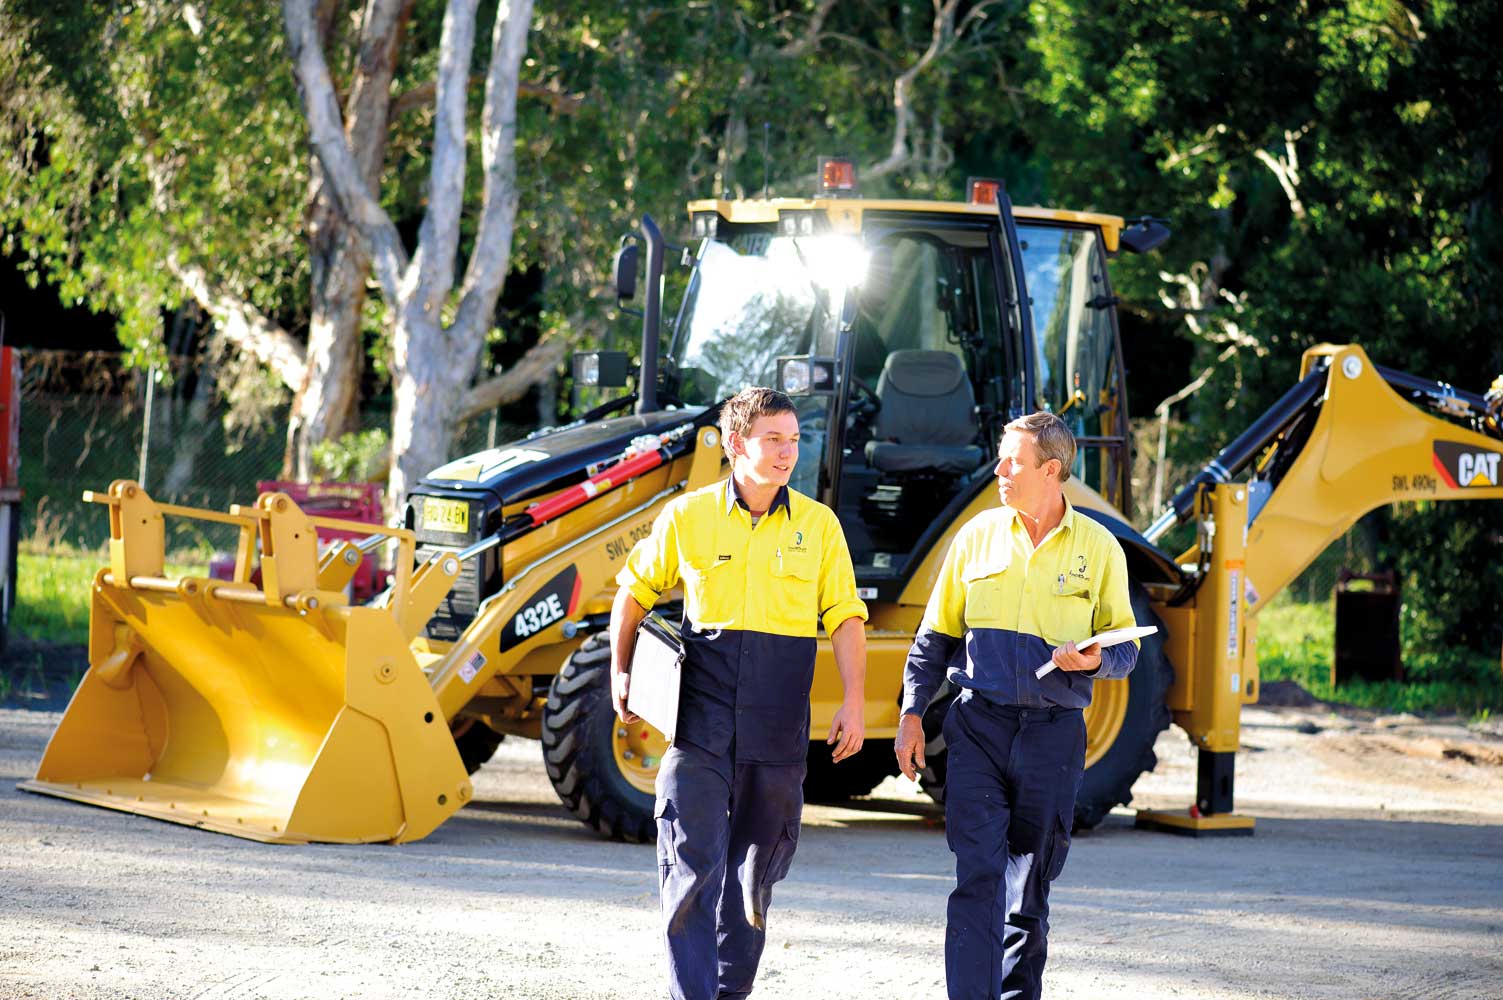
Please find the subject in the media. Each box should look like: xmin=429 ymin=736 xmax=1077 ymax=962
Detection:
xmin=655 ymin=739 xmax=805 ymax=1000
xmin=944 ymin=692 xmax=1086 ymax=1000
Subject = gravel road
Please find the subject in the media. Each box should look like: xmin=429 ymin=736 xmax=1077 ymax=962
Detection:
xmin=2 ymin=695 xmax=1501 ymax=1000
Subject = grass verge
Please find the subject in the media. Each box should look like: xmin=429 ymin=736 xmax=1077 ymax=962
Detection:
xmin=1257 ymin=594 xmax=1502 ymax=720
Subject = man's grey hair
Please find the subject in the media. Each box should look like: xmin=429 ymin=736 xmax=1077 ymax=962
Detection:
xmin=1003 ymin=411 xmax=1077 ymax=482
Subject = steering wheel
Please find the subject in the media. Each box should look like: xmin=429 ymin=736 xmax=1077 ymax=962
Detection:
xmin=850 ymin=376 xmax=880 ymax=413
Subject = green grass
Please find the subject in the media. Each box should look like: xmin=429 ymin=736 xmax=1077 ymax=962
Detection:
xmin=11 ymin=551 xmax=208 ymax=647
xmin=1256 ymin=594 xmax=1503 ymax=719
xmin=12 ymin=552 xmax=99 ymax=646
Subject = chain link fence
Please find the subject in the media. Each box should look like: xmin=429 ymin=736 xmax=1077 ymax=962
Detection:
xmin=17 ymin=350 xmax=530 ymax=559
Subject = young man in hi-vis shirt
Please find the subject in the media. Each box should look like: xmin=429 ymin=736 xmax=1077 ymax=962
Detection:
xmin=610 ymin=387 xmax=867 ymax=1000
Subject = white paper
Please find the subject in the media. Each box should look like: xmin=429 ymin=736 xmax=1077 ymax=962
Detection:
xmin=627 ymin=619 xmax=684 ymax=742
xmin=1034 ymin=625 xmax=1158 ymax=678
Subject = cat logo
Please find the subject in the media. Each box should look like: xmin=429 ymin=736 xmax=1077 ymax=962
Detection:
xmin=1432 ymin=441 xmax=1502 ymax=489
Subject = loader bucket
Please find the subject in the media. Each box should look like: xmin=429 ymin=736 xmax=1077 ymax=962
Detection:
xmin=19 ymin=482 xmax=472 ymax=844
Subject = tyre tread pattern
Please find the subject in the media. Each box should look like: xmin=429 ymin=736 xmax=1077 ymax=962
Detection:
xmin=542 ymin=634 xmax=655 ymax=843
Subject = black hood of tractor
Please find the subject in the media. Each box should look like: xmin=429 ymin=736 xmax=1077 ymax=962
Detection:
xmin=413 ymin=407 xmax=711 ymax=507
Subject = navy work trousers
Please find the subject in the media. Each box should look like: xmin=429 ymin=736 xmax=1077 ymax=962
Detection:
xmin=655 ymin=739 xmax=805 ymax=1000
xmin=943 ymin=692 xmax=1086 ymax=1000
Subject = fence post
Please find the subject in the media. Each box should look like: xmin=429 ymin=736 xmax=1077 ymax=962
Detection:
xmin=138 ymin=365 xmax=156 ymax=489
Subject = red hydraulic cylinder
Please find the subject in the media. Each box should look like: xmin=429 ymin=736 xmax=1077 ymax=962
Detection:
xmin=524 ymin=448 xmax=666 ymax=526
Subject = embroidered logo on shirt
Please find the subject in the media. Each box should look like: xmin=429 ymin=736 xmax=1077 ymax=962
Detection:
xmin=1069 ymin=554 xmax=1090 ymax=582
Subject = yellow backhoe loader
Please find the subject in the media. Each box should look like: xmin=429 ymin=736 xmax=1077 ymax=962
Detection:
xmin=22 ymin=165 xmax=1503 ymax=843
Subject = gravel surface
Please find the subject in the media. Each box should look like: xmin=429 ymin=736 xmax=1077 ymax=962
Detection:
xmin=2 ymin=698 xmax=1501 ymax=1000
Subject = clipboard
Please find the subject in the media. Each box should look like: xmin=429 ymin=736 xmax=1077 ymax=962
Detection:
xmin=626 ymin=611 xmax=684 ymax=743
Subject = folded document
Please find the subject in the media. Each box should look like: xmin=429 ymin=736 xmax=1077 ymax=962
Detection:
xmin=1034 ymin=625 xmax=1158 ymax=678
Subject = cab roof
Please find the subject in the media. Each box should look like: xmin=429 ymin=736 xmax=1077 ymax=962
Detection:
xmin=685 ymin=197 xmax=1127 ymax=253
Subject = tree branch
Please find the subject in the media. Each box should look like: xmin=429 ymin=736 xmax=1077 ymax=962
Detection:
xmin=777 ymin=0 xmax=839 ymax=58
xmin=452 ymin=0 xmax=534 ymax=343
xmin=282 ymin=0 xmax=410 ymax=301
xmin=388 ymin=77 xmax=580 ymax=119
xmin=457 ymin=337 xmax=565 ymax=421
xmin=169 ymin=258 xmax=308 ymax=390
xmin=407 ymin=0 xmax=479 ymax=310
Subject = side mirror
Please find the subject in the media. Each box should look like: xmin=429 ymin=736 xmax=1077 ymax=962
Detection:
xmin=573 ymin=351 xmax=630 ymax=388
xmin=1120 ymin=218 xmax=1171 ymax=255
xmin=612 ymin=242 xmax=639 ymax=301
xmin=776 ymin=355 xmax=837 ymax=396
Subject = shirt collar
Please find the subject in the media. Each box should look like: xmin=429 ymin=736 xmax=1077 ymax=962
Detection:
xmin=724 ymin=477 xmax=792 ymax=518
xmin=1003 ymin=495 xmax=1075 ymax=535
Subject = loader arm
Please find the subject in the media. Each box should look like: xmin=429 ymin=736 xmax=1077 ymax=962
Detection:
xmin=1137 ymin=344 xmax=1503 ymax=836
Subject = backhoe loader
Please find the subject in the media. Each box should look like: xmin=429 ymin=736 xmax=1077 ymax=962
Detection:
xmin=23 ymin=164 xmax=1503 ymax=843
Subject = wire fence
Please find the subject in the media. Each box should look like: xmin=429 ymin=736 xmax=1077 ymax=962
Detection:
xmin=17 ymin=350 xmax=527 ymax=558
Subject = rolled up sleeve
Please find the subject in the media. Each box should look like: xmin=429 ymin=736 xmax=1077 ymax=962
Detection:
xmin=1088 ymin=540 xmax=1140 ymax=680
xmin=615 ymin=506 xmax=680 ymax=611
xmin=817 ymin=512 xmax=868 ymax=634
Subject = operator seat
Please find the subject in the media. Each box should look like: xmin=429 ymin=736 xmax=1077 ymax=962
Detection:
xmin=864 ymin=350 xmax=984 ymax=474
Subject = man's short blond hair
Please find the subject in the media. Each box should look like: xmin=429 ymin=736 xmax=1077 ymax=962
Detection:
xmin=1004 ymin=411 xmax=1077 ymax=482
xmin=719 ymin=387 xmax=796 ymax=459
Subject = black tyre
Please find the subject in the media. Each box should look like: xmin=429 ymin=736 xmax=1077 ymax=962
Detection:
xmin=914 ymin=585 xmax=1173 ymax=830
xmin=541 ymin=633 xmax=656 ymax=843
xmin=1073 ymin=586 xmax=1172 ymax=828
xmin=802 ymin=739 xmax=898 ymax=802
xmin=452 ymin=720 xmax=505 ymax=775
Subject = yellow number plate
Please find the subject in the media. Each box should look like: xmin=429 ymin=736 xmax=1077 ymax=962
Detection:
xmin=422 ymin=497 xmax=469 ymax=534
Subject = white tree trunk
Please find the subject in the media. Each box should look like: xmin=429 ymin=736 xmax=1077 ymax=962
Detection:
xmin=284 ymin=0 xmax=534 ymax=510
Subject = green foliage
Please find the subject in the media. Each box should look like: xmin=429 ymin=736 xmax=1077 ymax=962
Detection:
xmin=311 ymin=428 xmax=390 ymax=483
xmin=0 ymin=3 xmax=308 ymax=361
xmin=1257 ymin=593 xmax=1502 ymax=715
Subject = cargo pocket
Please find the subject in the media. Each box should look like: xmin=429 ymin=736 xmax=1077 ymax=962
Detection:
xmin=1042 ymin=806 xmax=1073 ymax=881
xmin=655 ymin=798 xmax=681 ymax=871
xmin=760 ymin=819 xmax=801 ymax=889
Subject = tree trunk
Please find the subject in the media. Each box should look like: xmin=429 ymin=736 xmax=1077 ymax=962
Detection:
xmin=285 ymin=0 xmax=412 ymax=480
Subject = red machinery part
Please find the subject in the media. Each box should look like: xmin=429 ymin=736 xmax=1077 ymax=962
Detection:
xmin=524 ymin=448 xmax=666 ymax=526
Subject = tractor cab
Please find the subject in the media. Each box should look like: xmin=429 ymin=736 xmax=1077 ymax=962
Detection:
xmin=595 ymin=162 xmax=1155 ymax=596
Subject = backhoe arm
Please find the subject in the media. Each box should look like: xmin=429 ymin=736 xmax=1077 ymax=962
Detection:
xmin=1138 ymin=344 xmax=1502 ymax=836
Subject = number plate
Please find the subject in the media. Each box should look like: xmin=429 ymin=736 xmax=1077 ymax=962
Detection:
xmin=422 ymin=497 xmax=469 ymax=534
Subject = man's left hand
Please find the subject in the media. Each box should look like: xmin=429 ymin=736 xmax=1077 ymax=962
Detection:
xmin=1051 ymin=641 xmax=1102 ymax=673
xmin=826 ymin=702 xmax=865 ymax=762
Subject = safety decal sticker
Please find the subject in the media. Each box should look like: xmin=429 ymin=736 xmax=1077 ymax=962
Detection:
xmin=1432 ymin=441 xmax=1501 ymax=489
xmin=501 ymin=566 xmax=580 ymax=649
xmin=458 ymin=649 xmax=486 ymax=684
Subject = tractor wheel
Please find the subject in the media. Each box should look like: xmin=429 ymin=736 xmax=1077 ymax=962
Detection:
xmin=914 ymin=585 xmax=1173 ymax=830
xmin=1073 ymin=586 xmax=1173 ymax=828
xmin=541 ymin=632 xmax=661 ymax=843
xmin=802 ymin=739 xmax=898 ymax=803
xmin=452 ymin=720 xmax=505 ymax=775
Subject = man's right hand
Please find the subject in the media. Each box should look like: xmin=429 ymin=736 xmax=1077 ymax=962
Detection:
xmin=612 ymin=668 xmax=640 ymax=724
xmin=894 ymin=712 xmax=926 ymax=781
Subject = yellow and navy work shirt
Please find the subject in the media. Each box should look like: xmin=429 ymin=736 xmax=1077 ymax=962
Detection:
xmin=901 ymin=499 xmax=1138 ymax=716
xmin=618 ymin=478 xmax=867 ymax=764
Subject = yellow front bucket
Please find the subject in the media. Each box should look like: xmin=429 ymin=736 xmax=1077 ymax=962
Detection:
xmin=19 ymin=482 xmax=471 ymax=844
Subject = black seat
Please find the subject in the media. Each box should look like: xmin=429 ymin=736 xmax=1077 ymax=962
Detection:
xmin=863 ymin=350 xmax=984 ymax=475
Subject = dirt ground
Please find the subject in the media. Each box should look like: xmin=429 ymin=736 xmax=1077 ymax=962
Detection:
xmin=2 ymin=685 xmax=1501 ymax=1000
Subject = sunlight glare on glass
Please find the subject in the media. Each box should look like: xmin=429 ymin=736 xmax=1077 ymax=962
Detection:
xmin=807 ymin=236 xmax=870 ymax=291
